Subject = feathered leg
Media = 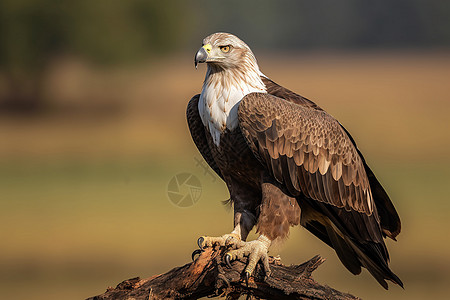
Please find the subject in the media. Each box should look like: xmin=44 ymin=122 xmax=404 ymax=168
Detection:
xmin=197 ymin=208 xmax=256 ymax=248
xmin=224 ymin=177 xmax=301 ymax=277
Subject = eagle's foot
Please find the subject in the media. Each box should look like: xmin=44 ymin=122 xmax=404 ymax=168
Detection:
xmin=197 ymin=233 xmax=241 ymax=249
xmin=224 ymin=235 xmax=271 ymax=278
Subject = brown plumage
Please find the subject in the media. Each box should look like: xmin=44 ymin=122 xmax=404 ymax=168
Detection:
xmin=188 ymin=32 xmax=402 ymax=289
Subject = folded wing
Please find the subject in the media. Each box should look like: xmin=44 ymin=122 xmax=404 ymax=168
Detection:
xmin=238 ymin=92 xmax=403 ymax=288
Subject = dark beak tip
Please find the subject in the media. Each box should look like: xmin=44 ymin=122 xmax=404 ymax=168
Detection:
xmin=194 ymin=47 xmax=208 ymax=68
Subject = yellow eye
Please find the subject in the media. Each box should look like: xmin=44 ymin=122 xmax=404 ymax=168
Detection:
xmin=220 ymin=45 xmax=230 ymax=53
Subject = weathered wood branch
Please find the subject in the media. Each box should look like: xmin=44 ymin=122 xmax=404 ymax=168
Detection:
xmin=87 ymin=247 xmax=360 ymax=300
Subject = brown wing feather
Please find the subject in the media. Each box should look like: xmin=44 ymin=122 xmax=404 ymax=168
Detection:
xmin=265 ymin=76 xmax=401 ymax=239
xmin=238 ymin=92 xmax=373 ymax=216
xmin=262 ymin=77 xmax=324 ymax=111
xmin=339 ymin=125 xmax=401 ymax=239
xmin=262 ymin=78 xmax=400 ymax=237
xmin=186 ymin=95 xmax=223 ymax=180
xmin=238 ymin=92 xmax=403 ymax=287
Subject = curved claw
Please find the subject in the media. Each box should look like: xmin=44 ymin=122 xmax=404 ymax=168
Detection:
xmin=225 ymin=235 xmax=234 ymax=246
xmin=224 ymin=253 xmax=232 ymax=268
xmin=197 ymin=237 xmax=204 ymax=249
xmin=244 ymin=271 xmax=250 ymax=286
xmin=191 ymin=249 xmax=203 ymax=261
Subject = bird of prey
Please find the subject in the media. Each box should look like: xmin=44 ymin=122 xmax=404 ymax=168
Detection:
xmin=187 ymin=32 xmax=403 ymax=289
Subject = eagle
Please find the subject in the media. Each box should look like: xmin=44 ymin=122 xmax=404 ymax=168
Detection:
xmin=187 ymin=32 xmax=403 ymax=289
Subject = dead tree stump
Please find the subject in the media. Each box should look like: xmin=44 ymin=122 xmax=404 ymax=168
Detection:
xmin=87 ymin=247 xmax=360 ymax=300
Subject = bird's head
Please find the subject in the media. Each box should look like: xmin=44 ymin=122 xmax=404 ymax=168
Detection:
xmin=194 ymin=32 xmax=259 ymax=72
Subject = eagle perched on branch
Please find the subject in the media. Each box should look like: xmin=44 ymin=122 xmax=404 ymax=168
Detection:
xmin=187 ymin=32 xmax=403 ymax=289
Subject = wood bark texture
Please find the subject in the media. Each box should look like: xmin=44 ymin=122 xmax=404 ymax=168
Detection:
xmin=87 ymin=247 xmax=360 ymax=300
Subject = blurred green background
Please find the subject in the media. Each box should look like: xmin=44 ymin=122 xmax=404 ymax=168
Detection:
xmin=1 ymin=1 xmax=450 ymax=299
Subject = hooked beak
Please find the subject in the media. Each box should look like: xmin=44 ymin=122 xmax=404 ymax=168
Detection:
xmin=194 ymin=44 xmax=212 ymax=69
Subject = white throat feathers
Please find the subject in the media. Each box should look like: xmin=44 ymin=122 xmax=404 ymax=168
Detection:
xmin=198 ymin=63 xmax=267 ymax=146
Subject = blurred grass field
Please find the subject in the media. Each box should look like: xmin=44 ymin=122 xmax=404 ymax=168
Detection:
xmin=1 ymin=52 xmax=450 ymax=299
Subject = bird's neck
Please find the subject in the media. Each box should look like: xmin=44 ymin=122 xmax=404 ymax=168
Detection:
xmin=199 ymin=64 xmax=266 ymax=146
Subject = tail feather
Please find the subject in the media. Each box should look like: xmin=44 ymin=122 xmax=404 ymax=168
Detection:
xmin=327 ymin=225 xmax=404 ymax=289
xmin=325 ymin=225 xmax=362 ymax=275
xmin=348 ymin=238 xmax=404 ymax=289
xmin=301 ymin=198 xmax=403 ymax=289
